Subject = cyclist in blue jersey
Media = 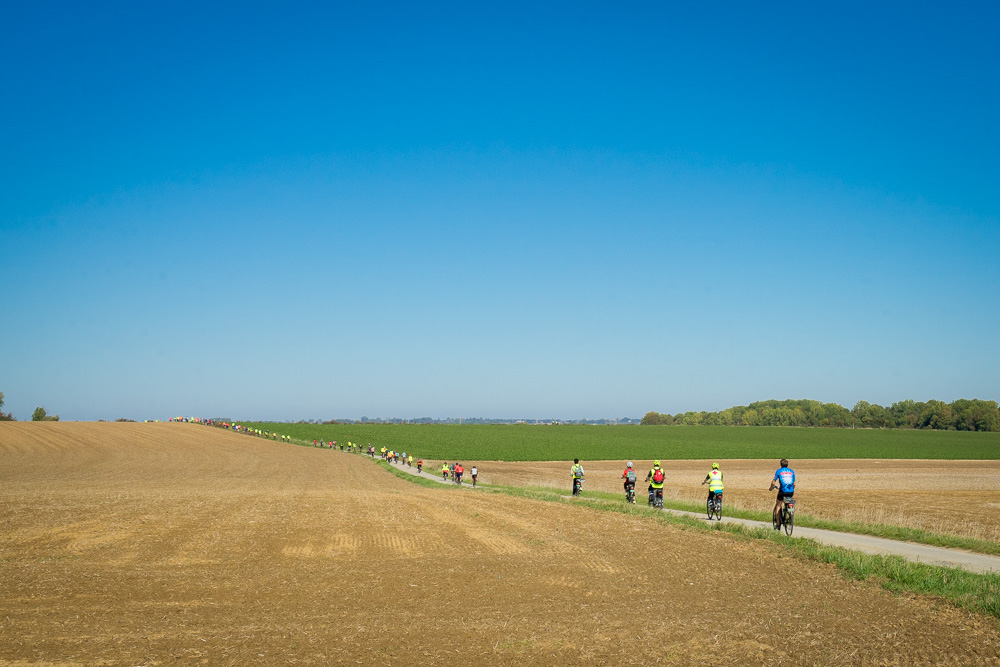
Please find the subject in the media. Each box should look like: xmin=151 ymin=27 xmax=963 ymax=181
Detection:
xmin=769 ymin=459 xmax=795 ymax=527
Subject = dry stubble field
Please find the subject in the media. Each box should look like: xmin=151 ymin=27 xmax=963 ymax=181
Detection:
xmin=474 ymin=459 xmax=1000 ymax=543
xmin=1 ymin=422 xmax=998 ymax=666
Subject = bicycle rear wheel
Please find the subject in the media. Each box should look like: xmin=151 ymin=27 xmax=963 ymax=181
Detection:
xmin=783 ymin=509 xmax=794 ymax=536
xmin=713 ymin=499 xmax=722 ymax=521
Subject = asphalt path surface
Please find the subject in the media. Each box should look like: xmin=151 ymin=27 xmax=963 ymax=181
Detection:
xmin=378 ymin=455 xmax=1000 ymax=575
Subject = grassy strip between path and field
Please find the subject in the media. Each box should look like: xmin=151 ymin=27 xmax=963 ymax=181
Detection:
xmin=370 ymin=457 xmax=1000 ymax=620
xmin=573 ymin=488 xmax=1000 ymax=558
xmin=375 ymin=459 xmax=461 ymax=489
xmin=654 ymin=494 xmax=1000 ymax=558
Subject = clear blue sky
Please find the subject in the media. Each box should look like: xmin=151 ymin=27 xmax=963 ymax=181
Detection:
xmin=2 ymin=1 xmax=998 ymax=421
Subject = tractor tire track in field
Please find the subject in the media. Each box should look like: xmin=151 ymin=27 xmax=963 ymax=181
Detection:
xmin=1 ymin=422 xmax=999 ymax=665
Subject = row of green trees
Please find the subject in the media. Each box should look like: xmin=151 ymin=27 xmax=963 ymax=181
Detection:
xmin=0 ymin=392 xmax=59 ymax=422
xmin=0 ymin=392 xmax=13 ymax=421
xmin=641 ymin=398 xmax=1000 ymax=431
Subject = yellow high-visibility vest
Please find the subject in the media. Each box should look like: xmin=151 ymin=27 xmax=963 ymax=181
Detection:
xmin=708 ymin=469 xmax=724 ymax=492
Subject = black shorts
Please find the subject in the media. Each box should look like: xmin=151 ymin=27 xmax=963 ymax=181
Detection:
xmin=777 ymin=491 xmax=794 ymax=502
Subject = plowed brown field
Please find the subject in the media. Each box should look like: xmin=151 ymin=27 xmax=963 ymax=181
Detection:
xmin=1 ymin=422 xmax=998 ymax=666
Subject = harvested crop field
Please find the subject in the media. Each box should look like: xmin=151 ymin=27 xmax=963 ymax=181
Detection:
xmin=1 ymin=422 xmax=998 ymax=665
xmin=475 ymin=459 xmax=1000 ymax=543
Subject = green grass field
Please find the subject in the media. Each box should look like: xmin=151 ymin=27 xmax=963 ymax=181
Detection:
xmin=240 ymin=423 xmax=1000 ymax=461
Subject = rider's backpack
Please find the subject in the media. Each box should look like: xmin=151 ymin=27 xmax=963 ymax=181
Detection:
xmin=626 ymin=470 xmax=636 ymax=483
xmin=652 ymin=468 xmax=664 ymax=484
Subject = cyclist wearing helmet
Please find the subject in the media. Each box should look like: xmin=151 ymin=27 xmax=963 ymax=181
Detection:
xmin=621 ymin=461 xmax=637 ymax=502
xmin=702 ymin=462 xmax=724 ymax=510
xmin=571 ymin=458 xmax=585 ymax=496
xmin=644 ymin=460 xmax=665 ymax=506
xmin=769 ymin=459 xmax=795 ymax=526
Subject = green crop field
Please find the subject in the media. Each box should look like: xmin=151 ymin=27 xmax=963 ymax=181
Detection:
xmin=239 ymin=423 xmax=1000 ymax=461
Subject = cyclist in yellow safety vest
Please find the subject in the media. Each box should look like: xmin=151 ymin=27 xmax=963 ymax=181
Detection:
xmin=380 ymin=447 xmax=387 ymax=459
xmin=441 ymin=462 xmax=450 ymax=480
xmin=571 ymin=459 xmax=585 ymax=496
xmin=702 ymin=462 xmax=724 ymax=509
xmin=645 ymin=460 xmax=665 ymax=506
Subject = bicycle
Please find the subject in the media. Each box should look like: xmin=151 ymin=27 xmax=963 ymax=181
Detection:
xmin=625 ymin=484 xmax=636 ymax=504
xmin=572 ymin=477 xmax=584 ymax=496
xmin=652 ymin=488 xmax=663 ymax=509
xmin=773 ymin=498 xmax=795 ymax=536
xmin=706 ymin=492 xmax=722 ymax=520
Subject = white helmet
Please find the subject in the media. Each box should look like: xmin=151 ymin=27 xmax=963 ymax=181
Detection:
xmin=627 ymin=461 xmax=633 ymax=468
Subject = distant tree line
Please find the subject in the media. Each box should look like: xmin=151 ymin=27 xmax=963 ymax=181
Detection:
xmin=31 ymin=406 xmax=59 ymax=422
xmin=0 ymin=391 xmax=63 ymax=422
xmin=0 ymin=392 xmax=14 ymax=421
xmin=641 ymin=398 xmax=1000 ymax=432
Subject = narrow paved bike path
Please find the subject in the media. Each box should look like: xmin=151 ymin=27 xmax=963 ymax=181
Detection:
xmin=662 ymin=508 xmax=1000 ymax=575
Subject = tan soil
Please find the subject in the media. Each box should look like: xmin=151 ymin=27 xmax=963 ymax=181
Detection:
xmin=471 ymin=459 xmax=1000 ymax=543
xmin=2 ymin=422 xmax=999 ymax=666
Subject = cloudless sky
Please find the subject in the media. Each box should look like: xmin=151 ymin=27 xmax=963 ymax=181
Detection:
xmin=2 ymin=1 xmax=998 ymax=421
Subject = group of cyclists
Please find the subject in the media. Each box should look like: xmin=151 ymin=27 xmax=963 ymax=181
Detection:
xmin=589 ymin=458 xmax=797 ymax=526
xmin=438 ymin=461 xmax=479 ymax=486
xmin=377 ymin=447 xmax=480 ymax=487
xmin=198 ymin=419 xmax=796 ymax=524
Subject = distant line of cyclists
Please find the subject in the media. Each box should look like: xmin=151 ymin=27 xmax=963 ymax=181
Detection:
xmin=192 ymin=419 xmax=795 ymax=524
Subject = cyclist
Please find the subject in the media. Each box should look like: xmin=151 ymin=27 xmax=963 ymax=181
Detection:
xmin=644 ymin=460 xmax=665 ymax=506
xmin=621 ymin=461 xmax=637 ymax=502
xmin=380 ymin=446 xmax=387 ymax=459
xmin=441 ymin=462 xmax=450 ymax=481
xmin=770 ymin=459 xmax=795 ymax=527
xmin=471 ymin=465 xmax=478 ymax=487
xmin=702 ymin=462 xmax=724 ymax=518
xmin=417 ymin=457 xmax=423 ymax=473
xmin=571 ymin=459 xmax=585 ymax=496
xmin=454 ymin=462 xmax=464 ymax=484
xmin=407 ymin=454 xmax=413 ymax=467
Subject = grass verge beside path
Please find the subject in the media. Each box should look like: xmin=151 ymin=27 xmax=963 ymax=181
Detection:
xmin=376 ymin=460 xmax=460 ymax=490
xmin=654 ymin=495 xmax=1000 ymax=558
